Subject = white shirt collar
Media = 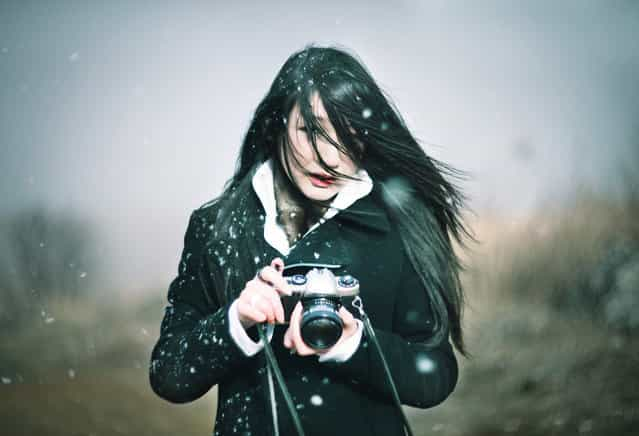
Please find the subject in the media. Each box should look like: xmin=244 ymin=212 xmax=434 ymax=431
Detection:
xmin=251 ymin=159 xmax=373 ymax=256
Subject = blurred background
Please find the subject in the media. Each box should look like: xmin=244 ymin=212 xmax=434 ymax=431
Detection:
xmin=1 ymin=1 xmax=637 ymax=435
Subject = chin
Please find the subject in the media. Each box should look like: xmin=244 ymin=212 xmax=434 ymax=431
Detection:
xmin=300 ymin=184 xmax=339 ymax=202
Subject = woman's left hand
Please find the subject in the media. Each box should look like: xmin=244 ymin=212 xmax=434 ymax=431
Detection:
xmin=283 ymin=302 xmax=359 ymax=356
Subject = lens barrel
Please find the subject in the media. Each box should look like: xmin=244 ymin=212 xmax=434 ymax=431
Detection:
xmin=300 ymin=297 xmax=343 ymax=350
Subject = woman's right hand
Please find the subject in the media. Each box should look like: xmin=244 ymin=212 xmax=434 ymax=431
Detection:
xmin=236 ymin=258 xmax=291 ymax=329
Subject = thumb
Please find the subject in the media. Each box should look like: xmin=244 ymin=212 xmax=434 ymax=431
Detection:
xmin=283 ymin=327 xmax=292 ymax=348
xmin=339 ymin=307 xmax=356 ymax=326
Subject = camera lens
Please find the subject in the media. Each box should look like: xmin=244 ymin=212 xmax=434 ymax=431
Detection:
xmin=300 ymin=297 xmax=343 ymax=350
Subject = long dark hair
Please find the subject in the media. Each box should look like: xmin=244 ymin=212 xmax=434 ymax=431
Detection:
xmin=204 ymin=44 xmax=471 ymax=356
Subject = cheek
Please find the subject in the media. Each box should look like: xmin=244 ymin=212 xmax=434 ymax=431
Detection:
xmin=342 ymin=156 xmax=359 ymax=174
xmin=295 ymin=138 xmax=314 ymax=162
xmin=287 ymin=132 xmax=313 ymax=164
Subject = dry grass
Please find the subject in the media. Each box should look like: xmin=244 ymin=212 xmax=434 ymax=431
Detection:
xmin=2 ymin=189 xmax=638 ymax=435
xmin=1 ymin=368 xmax=216 ymax=436
xmin=0 ymin=295 xmax=217 ymax=436
xmin=413 ymin=188 xmax=639 ymax=436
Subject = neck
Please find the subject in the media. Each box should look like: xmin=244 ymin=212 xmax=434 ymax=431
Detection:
xmin=272 ymin=169 xmax=326 ymax=244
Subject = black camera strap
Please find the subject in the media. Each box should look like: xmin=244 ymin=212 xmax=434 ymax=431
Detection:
xmin=255 ymin=295 xmax=414 ymax=436
xmin=257 ymin=324 xmax=306 ymax=436
xmin=256 ymin=263 xmax=342 ymax=436
xmin=352 ymin=297 xmax=415 ymax=436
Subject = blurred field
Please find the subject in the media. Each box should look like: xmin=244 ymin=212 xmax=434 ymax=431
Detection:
xmin=416 ymin=196 xmax=639 ymax=435
xmin=0 ymin=296 xmax=217 ymax=436
xmin=1 ymin=189 xmax=638 ymax=435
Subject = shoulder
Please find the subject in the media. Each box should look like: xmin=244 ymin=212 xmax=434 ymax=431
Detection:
xmin=177 ymin=200 xmax=221 ymax=251
xmin=194 ymin=196 xmax=222 ymax=218
xmin=188 ymin=197 xmax=226 ymax=233
xmin=335 ymin=182 xmax=393 ymax=234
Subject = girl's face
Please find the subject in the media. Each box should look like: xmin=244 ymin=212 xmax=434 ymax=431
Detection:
xmin=281 ymin=92 xmax=359 ymax=202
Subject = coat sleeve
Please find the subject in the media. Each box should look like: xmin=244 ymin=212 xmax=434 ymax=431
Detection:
xmin=323 ymin=254 xmax=459 ymax=409
xmin=149 ymin=209 xmax=258 ymax=403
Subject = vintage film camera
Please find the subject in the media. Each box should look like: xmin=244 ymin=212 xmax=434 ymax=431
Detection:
xmin=282 ymin=267 xmax=360 ymax=350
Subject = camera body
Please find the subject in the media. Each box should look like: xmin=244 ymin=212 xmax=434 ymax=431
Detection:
xmin=283 ymin=268 xmax=360 ymax=350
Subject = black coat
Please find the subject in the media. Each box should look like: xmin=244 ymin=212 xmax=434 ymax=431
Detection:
xmin=149 ymin=186 xmax=458 ymax=436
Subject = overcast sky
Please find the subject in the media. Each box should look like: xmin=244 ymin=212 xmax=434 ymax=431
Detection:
xmin=1 ymin=0 xmax=638 ymax=294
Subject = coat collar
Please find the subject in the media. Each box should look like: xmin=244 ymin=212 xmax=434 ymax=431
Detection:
xmin=251 ymin=159 xmax=389 ymax=256
xmin=333 ymin=187 xmax=391 ymax=234
xmin=281 ymin=191 xmax=391 ymax=270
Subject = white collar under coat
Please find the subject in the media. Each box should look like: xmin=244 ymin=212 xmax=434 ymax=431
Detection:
xmin=251 ymin=159 xmax=373 ymax=256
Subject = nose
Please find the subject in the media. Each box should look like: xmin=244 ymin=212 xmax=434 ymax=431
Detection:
xmin=316 ymin=139 xmax=341 ymax=168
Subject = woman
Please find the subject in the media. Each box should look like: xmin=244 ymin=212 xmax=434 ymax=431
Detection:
xmin=150 ymin=44 xmax=470 ymax=436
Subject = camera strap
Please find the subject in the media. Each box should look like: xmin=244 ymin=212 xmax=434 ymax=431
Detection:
xmin=265 ymin=359 xmax=279 ymax=436
xmin=352 ymin=297 xmax=415 ymax=436
xmin=255 ymin=263 xmax=342 ymax=436
xmin=255 ymin=294 xmax=415 ymax=436
xmin=257 ymin=324 xmax=306 ymax=436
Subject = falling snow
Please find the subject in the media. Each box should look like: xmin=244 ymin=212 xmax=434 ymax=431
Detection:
xmin=416 ymin=354 xmax=435 ymax=373
xmin=310 ymin=394 xmax=323 ymax=406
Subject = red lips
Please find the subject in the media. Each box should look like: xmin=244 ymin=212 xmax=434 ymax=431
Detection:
xmin=308 ymin=173 xmax=336 ymax=188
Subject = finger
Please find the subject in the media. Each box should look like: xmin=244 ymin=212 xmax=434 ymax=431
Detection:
xmin=252 ymin=296 xmax=275 ymax=324
xmin=289 ymin=302 xmax=302 ymax=325
xmin=337 ymin=307 xmax=358 ymax=341
xmin=292 ymin=335 xmax=315 ymax=356
xmin=244 ymin=280 xmax=282 ymax=323
xmin=273 ymin=295 xmax=285 ymax=324
xmin=258 ymin=266 xmax=292 ymax=296
xmin=290 ymin=303 xmax=315 ymax=356
xmin=237 ymin=300 xmax=267 ymax=325
xmin=255 ymin=266 xmax=272 ymax=285
xmin=287 ymin=303 xmax=302 ymax=349
xmin=339 ymin=307 xmax=356 ymax=326
xmin=243 ymin=286 xmax=276 ymax=324
xmin=256 ymin=285 xmax=285 ymax=324
xmin=257 ymin=265 xmax=281 ymax=284
xmin=271 ymin=257 xmax=284 ymax=273
xmin=259 ymin=257 xmax=290 ymax=295
xmin=283 ymin=326 xmax=292 ymax=348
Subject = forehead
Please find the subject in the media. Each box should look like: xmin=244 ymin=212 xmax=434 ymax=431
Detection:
xmin=289 ymin=91 xmax=329 ymax=124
